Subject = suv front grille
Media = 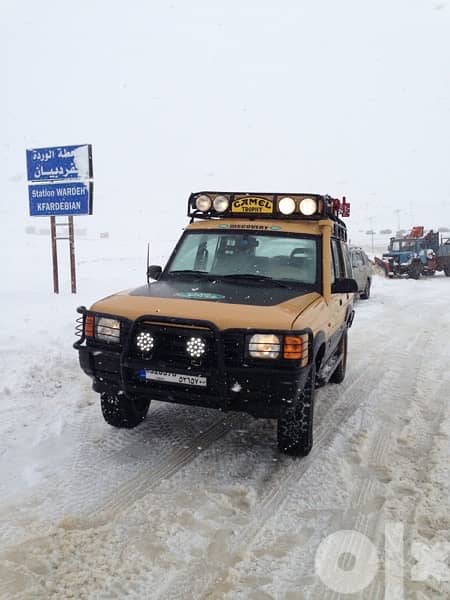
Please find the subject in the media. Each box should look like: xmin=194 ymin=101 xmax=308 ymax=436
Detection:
xmin=223 ymin=331 xmax=245 ymax=366
xmin=129 ymin=321 xmax=217 ymax=371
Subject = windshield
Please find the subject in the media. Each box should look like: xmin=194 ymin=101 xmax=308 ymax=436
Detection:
xmin=166 ymin=230 xmax=319 ymax=286
xmin=390 ymin=239 xmax=415 ymax=252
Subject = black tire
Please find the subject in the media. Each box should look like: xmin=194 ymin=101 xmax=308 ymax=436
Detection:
xmin=101 ymin=392 xmax=150 ymax=428
xmin=330 ymin=331 xmax=348 ymax=384
xmin=444 ymin=267 xmax=450 ymax=277
xmin=360 ymin=279 xmax=371 ymax=300
xmin=408 ymin=262 xmax=422 ymax=280
xmin=277 ymin=364 xmax=315 ymax=457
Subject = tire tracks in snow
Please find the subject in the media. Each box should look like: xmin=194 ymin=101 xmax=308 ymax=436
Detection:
xmin=313 ymin=328 xmax=431 ymax=600
xmin=153 ymin=343 xmax=402 ymax=600
xmin=86 ymin=412 xmax=245 ymax=524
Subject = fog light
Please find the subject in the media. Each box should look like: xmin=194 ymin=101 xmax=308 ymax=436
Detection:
xmin=186 ymin=337 xmax=206 ymax=357
xmin=136 ymin=331 xmax=155 ymax=352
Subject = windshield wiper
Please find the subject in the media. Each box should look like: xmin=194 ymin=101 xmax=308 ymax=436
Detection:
xmin=220 ymin=273 xmax=291 ymax=288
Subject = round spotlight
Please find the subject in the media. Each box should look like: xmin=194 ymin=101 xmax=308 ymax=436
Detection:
xmin=186 ymin=337 xmax=206 ymax=358
xmin=299 ymin=197 xmax=317 ymax=216
xmin=195 ymin=195 xmax=212 ymax=212
xmin=213 ymin=195 xmax=229 ymax=213
xmin=136 ymin=331 xmax=155 ymax=352
xmin=278 ymin=197 xmax=296 ymax=215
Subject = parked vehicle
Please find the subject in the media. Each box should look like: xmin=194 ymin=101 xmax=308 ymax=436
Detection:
xmin=349 ymin=246 xmax=372 ymax=299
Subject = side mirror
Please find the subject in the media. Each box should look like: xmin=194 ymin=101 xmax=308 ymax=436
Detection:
xmin=147 ymin=265 xmax=162 ymax=281
xmin=331 ymin=278 xmax=358 ymax=294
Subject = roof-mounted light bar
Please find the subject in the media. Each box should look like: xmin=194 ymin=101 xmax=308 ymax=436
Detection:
xmin=188 ymin=192 xmax=350 ymax=221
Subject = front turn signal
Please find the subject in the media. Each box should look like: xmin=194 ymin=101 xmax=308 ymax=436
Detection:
xmin=85 ymin=314 xmax=94 ymax=338
xmin=283 ymin=334 xmax=309 ymax=366
xmin=283 ymin=335 xmax=303 ymax=359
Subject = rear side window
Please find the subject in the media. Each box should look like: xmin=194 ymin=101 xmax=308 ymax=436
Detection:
xmin=351 ymin=251 xmax=364 ymax=268
xmin=331 ymin=238 xmax=346 ymax=280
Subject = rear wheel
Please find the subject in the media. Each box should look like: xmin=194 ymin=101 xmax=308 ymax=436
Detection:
xmin=277 ymin=364 xmax=315 ymax=457
xmin=330 ymin=331 xmax=348 ymax=384
xmin=444 ymin=267 xmax=450 ymax=277
xmin=360 ymin=279 xmax=371 ymax=299
xmin=101 ymin=392 xmax=150 ymax=428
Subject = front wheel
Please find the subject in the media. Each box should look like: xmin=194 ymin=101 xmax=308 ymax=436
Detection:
xmin=408 ymin=262 xmax=422 ymax=280
xmin=277 ymin=364 xmax=315 ymax=457
xmin=360 ymin=279 xmax=371 ymax=300
xmin=101 ymin=392 xmax=150 ymax=428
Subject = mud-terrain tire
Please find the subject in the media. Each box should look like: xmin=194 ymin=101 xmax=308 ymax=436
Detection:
xmin=330 ymin=331 xmax=348 ymax=384
xmin=277 ymin=364 xmax=315 ymax=457
xmin=101 ymin=392 xmax=150 ymax=428
xmin=360 ymin=279 xmax=371 ymax=299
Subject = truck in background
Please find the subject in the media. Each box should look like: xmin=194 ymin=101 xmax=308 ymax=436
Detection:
xmin=375 ymin=226 xmax=450 ymax=278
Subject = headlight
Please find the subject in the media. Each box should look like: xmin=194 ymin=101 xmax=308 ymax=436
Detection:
xmin=213 ymin=195 xmax=229 ymax=213
xmin=195 ymin=194 xmax=212 ymax=212
xmin=299 ymin=197 xmax=318 ymax=216
xmin=248 ymin=334 xmax=281 ymax=359
xmin=278 ymin=197 xmax=296 ymax=215
xmin=95 ymin=317 xmax=121 ymax=343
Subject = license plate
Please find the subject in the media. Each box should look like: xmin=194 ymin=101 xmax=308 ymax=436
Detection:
xmin=139 ymin=369 xmax=207 ymax=387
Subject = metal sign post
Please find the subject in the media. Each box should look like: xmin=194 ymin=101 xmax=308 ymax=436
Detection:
xmin=50 ymin=217 xmax=59 ymax=294
xmin=26 ymin=144 xmax=93 ymax=293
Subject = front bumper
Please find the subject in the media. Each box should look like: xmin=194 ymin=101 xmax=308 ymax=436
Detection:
xmin=75 ymin=309 xmax=312 ymax=419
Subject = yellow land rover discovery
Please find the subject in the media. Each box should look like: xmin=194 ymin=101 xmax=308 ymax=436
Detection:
xmin=74 ymin=192 xmax=357 ymax=456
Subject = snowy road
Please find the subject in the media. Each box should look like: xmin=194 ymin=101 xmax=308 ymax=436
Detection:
xmin=0 ymin=270 xmax=449 ymax=599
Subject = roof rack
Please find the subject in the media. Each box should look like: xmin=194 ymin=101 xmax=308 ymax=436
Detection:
xmin=188 ymin=191 xmax=350 ymax=231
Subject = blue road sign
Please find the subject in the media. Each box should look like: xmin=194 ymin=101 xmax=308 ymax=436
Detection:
xmin=26 ymin=144 xmax=92 ymax=182
xmin=28 ymin=182 xmax=92 ymax=216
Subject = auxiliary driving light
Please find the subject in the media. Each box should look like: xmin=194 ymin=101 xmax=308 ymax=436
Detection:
xmin=278 ymin=197 xmax=296 ymax=215
xmin=195 ymin=195 xmax=212 ymax=212
xmin=186 ymin=337 xmax=206 ymax=358
xmin=299 ymin=197 xmax=318 ymax=216
xmin=213 ymin=195 xmax=229 ymax=213
xmin=136 ymin=331 xmax=155 ymax=352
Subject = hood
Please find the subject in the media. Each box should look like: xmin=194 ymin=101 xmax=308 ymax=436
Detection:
xmin=90 ymin=278 xmax=320 ymax=330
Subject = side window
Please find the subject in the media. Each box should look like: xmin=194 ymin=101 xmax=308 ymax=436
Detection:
xmin=331 ymin=238 xmax=346 ymax=280
xmin=342 ymin=245 xmax=352 ymax=276
xmin=351 ymin=251 xmax=363 ymax=268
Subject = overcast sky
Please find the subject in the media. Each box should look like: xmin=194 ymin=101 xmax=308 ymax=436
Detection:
xmin=4 ymin=0 xmax=450 ymax=245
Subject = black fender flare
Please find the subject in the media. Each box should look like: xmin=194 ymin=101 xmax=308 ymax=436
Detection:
xmin=313 ymin=330 xmax=327 ymax=368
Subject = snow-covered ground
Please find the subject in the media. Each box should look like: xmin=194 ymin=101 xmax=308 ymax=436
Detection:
xmin=0 ymin=235 xmax=449 ymax=599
